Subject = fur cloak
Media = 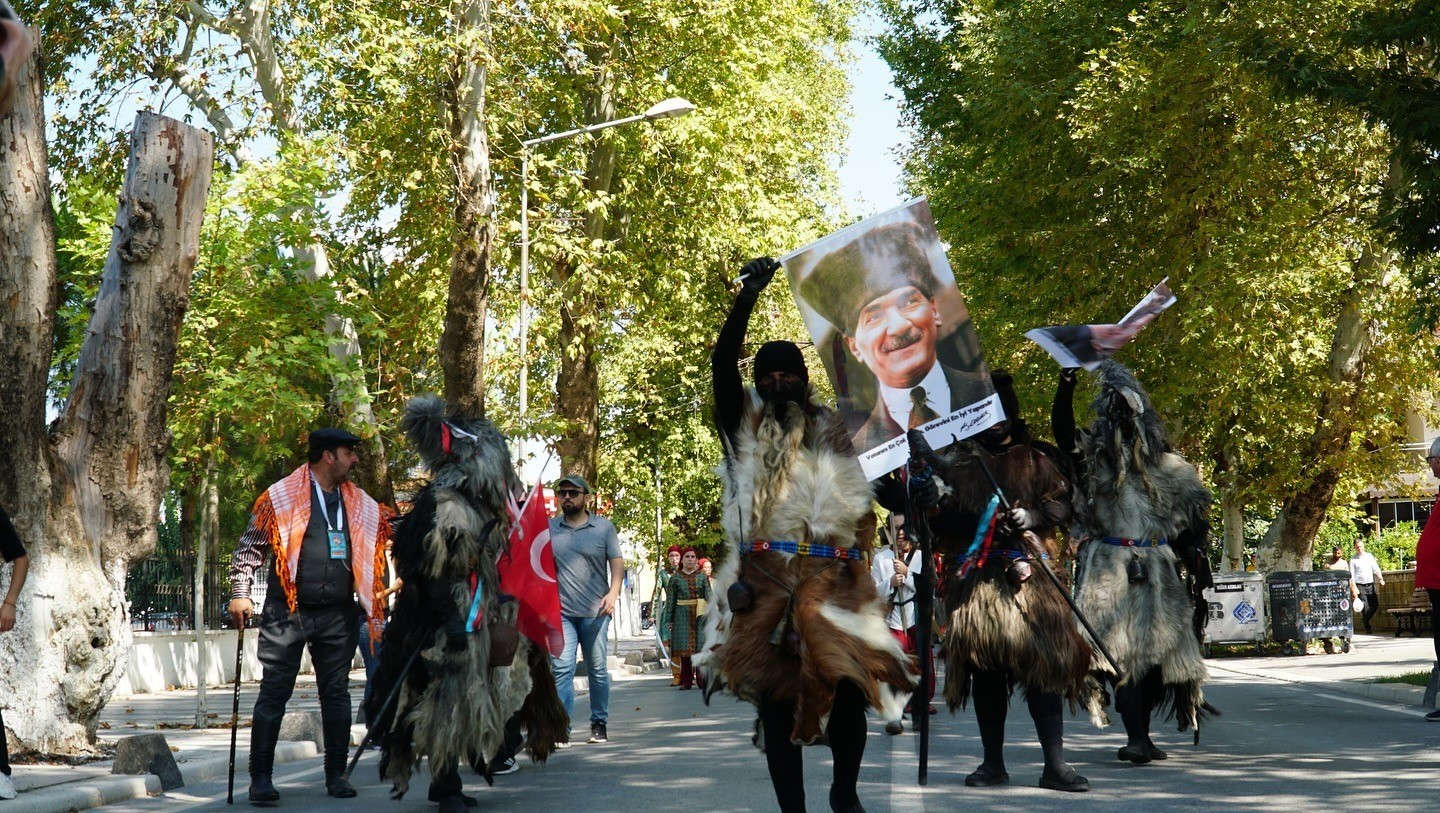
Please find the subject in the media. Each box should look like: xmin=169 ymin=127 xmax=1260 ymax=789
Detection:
xmin=926 ymin=440 xmax=1104 ymax=723
xmin=1071 ymin=362 xmax=1213 ymax=732
xmin=366 ymin=395 xmax=567 ymax=796
xmin=696 ymin=391 xmax=918 ymax=744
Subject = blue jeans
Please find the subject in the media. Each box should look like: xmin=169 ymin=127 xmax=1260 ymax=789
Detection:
xmin=358 ymin=620 xmax=382 ymax=710
xmin=552 ymin=614 xmax=611 ymax=725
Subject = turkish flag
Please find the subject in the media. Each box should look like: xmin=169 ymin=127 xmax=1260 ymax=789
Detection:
xmin=499 ymin=483 xmax=564 ymax=656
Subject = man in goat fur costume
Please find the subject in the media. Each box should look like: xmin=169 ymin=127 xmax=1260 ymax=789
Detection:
xmin=365 ymin=395 xmax=568 ymax=812
xmin=913 ymin=370 xmax=1102 ymax=793
xmin=1052 ymin=362 xmax=1215 ymax=765
xmin=697 ymin=257 xmax=919 ymax=813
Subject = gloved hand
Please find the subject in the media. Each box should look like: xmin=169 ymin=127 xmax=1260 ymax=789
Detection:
xmin=909 ymin=471 xmax=939 ymax=511
xmin=1007 ymin=506 xmax=1038 ymax=530
xmin=739 ymin=257 xmax=781 ymax=297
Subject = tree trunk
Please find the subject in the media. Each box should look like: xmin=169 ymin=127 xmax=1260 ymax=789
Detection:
xmin=0 ymin=99 xmax=214 ymax=751
xmin=1257 ymin=250 xmax=1386 ymax=573
xmin=439 ymin=0 xmax=494 ymax=417
xmin=193 ymin=454 xmax=218 ymax=727
xmin=1220 ymin=495 xmax=1244 ymax=573
xmin=554 ymin=38 xmax=619 ymax=485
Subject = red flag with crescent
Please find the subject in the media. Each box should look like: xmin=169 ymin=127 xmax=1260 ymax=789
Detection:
xmin=500 ymin=482 xmax=564 ymax=656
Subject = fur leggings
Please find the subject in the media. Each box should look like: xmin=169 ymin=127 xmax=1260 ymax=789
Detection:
xmin=759 ymin=680 xmax=867 ymax=813
xmin=971 ymin=670 xmax=1073 ymax=779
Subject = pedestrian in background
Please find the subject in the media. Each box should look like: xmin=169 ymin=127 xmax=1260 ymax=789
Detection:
xmin=1350 ymin=539 xmax=1385 ymax=634
xmin=1416 ymin=438 xmax=1440 ymax=720
xmin=227 ymin=428 xmax=392 ymax=803
xmin=0 ymin=505 xmax=30 ymax=800
xmin=661 ymin=548 xmax=711 ymax=690
xmin=549 ymin=475 xmax=624 ymax=744
xmin=657 ymin=545 xmax=681 ymax=685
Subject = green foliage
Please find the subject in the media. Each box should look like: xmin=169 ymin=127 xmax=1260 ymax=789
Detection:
xmin=39 ymin=0 xmax=857 ymax=558
xmin=878 ymin=0 xmax=1439 ymax=560
xmin=1372 ymin=521 xmax=1421 ymax=571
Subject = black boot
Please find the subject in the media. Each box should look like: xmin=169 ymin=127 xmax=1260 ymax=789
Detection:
xmin=1031 ymin=691 xmax=1089 ymax=793
xmin=248 ymin=716 xmax=281 ymax=805
xmin=247 ymin=774 xmax=280 ymax=805
xmin=967 ymin=671 xmax=1010 ymax=787
xmin=438 ymin=795 xmax=469 ymax=813
xmin=323 ymin=716 xmax=356 ymax=797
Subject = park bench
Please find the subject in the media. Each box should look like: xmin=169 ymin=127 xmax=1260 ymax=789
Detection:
xmin=1387 ymin=588 xmax=1432 ymax=638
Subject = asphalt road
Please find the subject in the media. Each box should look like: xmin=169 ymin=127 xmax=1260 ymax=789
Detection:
xmin=98 ymin=666 xmax=1438 ymax=813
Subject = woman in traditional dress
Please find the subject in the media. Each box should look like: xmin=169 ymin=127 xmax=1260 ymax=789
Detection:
xmin=663 ymin=547 xmax=712 ymax=689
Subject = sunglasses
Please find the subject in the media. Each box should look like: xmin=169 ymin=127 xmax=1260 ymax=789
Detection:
xmin=556 ymin=489 xmax=584 ymax=498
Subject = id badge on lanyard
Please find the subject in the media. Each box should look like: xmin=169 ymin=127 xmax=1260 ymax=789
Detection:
xmin=313 ymin=478 xmax=348 ymax=562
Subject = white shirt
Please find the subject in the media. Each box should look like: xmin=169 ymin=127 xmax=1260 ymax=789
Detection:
xmin=877 ymin=363 xmax=950 ymax=430
xmin=1350 ymin=552 xmax=1383 ymax=586
xmin=870 ymin=546 xmax=924 ymax=631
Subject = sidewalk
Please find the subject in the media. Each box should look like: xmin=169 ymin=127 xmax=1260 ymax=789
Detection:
xmin=7 ymin=631 xmax=1433 ymax=813
xmin=4 ymin=633 xmax=663 ymax=813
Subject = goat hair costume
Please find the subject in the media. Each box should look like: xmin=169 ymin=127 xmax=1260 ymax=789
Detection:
xmin=924 ymin=438 xmax=1104 ymax=723
xmin=696 ymin=393 xmax=918 ymax=743
xmin=1071 ymin=362 xmax=1213 ymax=732
xmin=366 ymin=395 xmax=567 ymax=796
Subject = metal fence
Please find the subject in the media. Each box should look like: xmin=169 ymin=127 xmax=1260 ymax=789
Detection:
xmin=127 ymin=546 xmax=238 ymax=631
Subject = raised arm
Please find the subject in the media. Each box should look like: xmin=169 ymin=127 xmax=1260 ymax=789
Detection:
xmin=713 ymin=257 xmax=781 ymax=443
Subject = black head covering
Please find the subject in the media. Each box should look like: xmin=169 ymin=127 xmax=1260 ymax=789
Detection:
xmin=308 ymin=427 xmax=362 ymax=457
xmin=797 ymin=221 xmax=936 ymax=335
xmin=753 ymin=341 xmax=808 ymax=383
xmin=991 ymin=369 xmax=1021 ymax=424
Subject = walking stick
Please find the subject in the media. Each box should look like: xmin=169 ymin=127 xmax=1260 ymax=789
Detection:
xmin=344 ymin=641 xmax=426 ymax=780
xmin=903 ymin=457 xmax=935 ymax=787
xmin=973 ymin=454 xmax=1124 ymax=679
xmin=227 ymin=623 xmax=246 ymax=805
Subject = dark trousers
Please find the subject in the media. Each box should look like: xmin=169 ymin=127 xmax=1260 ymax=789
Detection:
xmin=249 ymin=602 xmax=359 ymax=778
xmin=0 ymin=705 xmax=9 ymax=776
xmin=1427 ymin=589 xmax=1440 ymax=662
xmin=1358 ymin=583 xmax=1380 ymax=631
xmin=758 ymin=680 xmax=867 ymax=813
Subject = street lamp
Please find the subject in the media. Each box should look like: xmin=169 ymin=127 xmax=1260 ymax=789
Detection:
xmin=516 ymin=97 xmax=696 ymax=465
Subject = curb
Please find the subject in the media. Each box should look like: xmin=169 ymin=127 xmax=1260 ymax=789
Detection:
xmin=1209 ymin=662 xmax=1429 ymax=707
xmin=11 ymin=741 xmax=319 ymax=813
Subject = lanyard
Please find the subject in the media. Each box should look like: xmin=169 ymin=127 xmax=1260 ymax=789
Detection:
xmin=311 ymin=477 xmax=345 ymax=532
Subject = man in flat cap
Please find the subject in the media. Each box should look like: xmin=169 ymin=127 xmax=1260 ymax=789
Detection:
xmin=228 ymin=427 xmax=393 ymax=804
xmin=799 ymin=220 xmax=990 ymax=453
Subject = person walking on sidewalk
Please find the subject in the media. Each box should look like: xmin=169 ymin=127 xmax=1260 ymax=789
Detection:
xmin=0 ymin=505 xmax=30 ymax=800
xmin=549 ymin=474 xmax=624 ymax=744
xmin=1350 ymin=539 xmax=1386 ymax=634
xmin=227 ymin=428 xmax=392 ymax=804
xmin=1415 ymin=439 xmax=1440 ymax=720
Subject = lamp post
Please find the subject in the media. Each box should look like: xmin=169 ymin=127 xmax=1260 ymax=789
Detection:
xmin=516 ymin=97 xmax=696 ymax=466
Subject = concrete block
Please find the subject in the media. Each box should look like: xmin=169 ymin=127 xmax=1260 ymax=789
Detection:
xmin=278 ymin=710 xmax=324 ymax=748
xmin=110 ymin=733 xmax=184 ymax=791
xmin=624 ymin=651 xmax=645 ymax=666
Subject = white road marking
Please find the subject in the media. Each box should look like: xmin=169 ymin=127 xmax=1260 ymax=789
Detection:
xmin=887 ymin=725 xmax=927 ymax=813
xmin=1210 ymin=663 xmax=1424 ymax=718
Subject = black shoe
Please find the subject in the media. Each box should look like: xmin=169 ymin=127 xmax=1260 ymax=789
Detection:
xmin=884 ymin=721 xmax=903 ymax=735
xmin=1039 ymin=769 xmax=1090 ymax=792
xmin=964 ymin=763 xmax=1009 ymax=787
xmin=325 ymin=774 xmax=357 ymax=798
xmin=588 ymin=722 xmax=608 ymax=743
xmin=428 ymin=787 xmax=479 ymax=807
xmin=1117 ymin=745 xmax=1153 ymax=764
xmin=489 ymin=755 xmax=519 ymax=775
xmin=829 ymin=787 xmax=867 ymax=813
xmin=1425 ymin=708 xmax=1440 ymax=722
xmin=438 ymin=795 xmax=470 ymax=813
xmin=1146 ymin=743 xmax=1169 ymax=761
xmin=248 ymin=775 xmax=280 ymax=805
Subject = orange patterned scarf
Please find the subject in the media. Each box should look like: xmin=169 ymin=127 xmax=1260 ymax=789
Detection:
xmin=251 ymin=464 xmax=392 ymax=639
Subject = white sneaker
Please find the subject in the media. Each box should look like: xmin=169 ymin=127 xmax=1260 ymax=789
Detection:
xmin=0 ymin=772 xmax=17 ymax=799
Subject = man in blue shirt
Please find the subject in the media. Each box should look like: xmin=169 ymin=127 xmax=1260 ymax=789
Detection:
xmin=549 ymin=475 xmax=624 ymax=744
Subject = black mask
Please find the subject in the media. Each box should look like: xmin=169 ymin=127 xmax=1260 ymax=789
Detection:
xmin=757 ymin=376 xmax=808 ymax=405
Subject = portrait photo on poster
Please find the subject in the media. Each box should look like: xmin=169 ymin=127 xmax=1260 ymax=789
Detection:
xmin=1025 ymin=279 xmax=1176 ymax=370
xmin=780 ymin=198 xmax=1000 ymax=480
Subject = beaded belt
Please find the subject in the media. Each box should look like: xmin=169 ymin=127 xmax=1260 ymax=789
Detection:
xmin=1100 ymin=536 xmax=1168 ymax=547
xmin=960 ymin=548 xmax=1049 ymax=565
xmin=750 ymin=539 xmax=863 ymax=561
